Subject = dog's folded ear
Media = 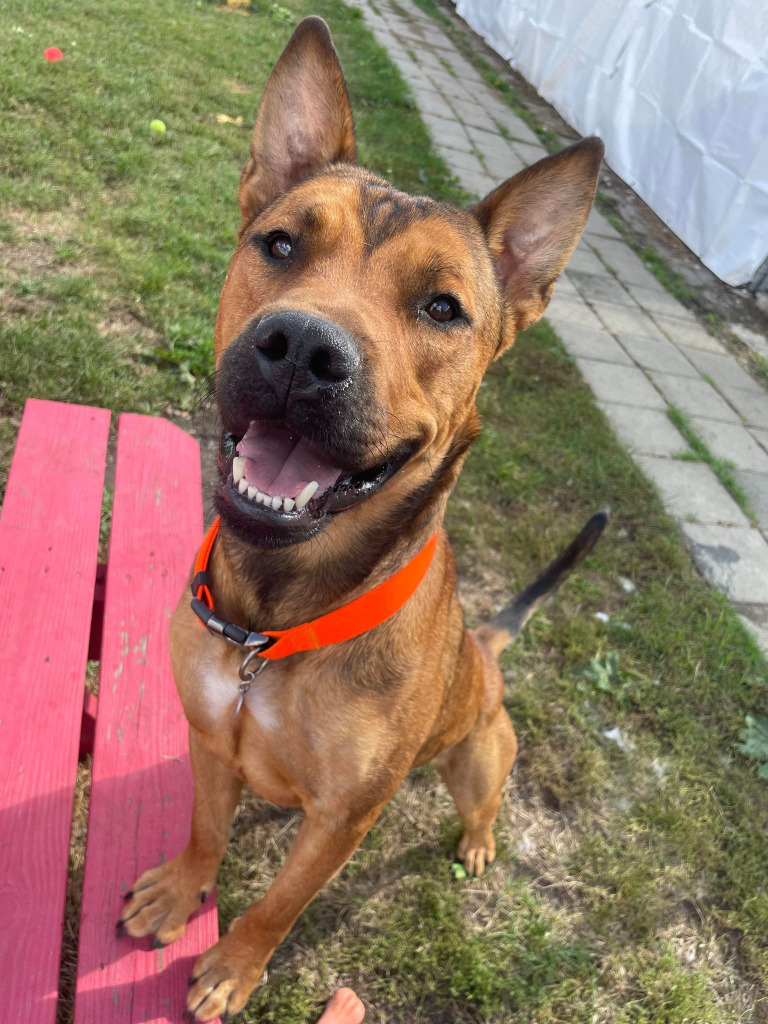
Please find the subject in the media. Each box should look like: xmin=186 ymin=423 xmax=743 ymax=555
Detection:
xmin=473 ymin=138 xmax=604 ymax=337
xmin=237 ymin=17 xmax=356 ymax=230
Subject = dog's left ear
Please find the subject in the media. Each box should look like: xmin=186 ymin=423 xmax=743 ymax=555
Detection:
xmin=473 ymin=137 xmax=604 ymax=335
xmin=237 ymin=17 xmax=356 ymax=230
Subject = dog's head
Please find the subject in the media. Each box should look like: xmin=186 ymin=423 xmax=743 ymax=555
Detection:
xmin=215 ymin=17 xmax=603 ymax=549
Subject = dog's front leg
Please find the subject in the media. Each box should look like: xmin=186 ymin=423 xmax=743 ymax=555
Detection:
xmin=121 ymin=726 xmax=242 ymax=945
xmin=185 ymin=802 xmax=384 ymax=1022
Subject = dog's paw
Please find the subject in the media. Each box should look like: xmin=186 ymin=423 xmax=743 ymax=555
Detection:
xmin=185 ymin=934 xmax=263 ymax=1021
xmin=117 ymin=857 xmax=215 ymax=946
xmin=457 ymin=829 xmax=495 ymax=876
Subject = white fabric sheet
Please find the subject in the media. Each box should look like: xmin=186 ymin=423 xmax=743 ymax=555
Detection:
xmin=454 ymin=0 xmax=768 ymax=287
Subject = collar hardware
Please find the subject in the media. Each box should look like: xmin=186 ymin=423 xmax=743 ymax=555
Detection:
xmin=191 ymin=516 xmax=439 ymax=711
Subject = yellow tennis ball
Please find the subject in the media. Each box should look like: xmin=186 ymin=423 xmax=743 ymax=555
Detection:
xmin=149 ymin=119 xmax=166 ymax=133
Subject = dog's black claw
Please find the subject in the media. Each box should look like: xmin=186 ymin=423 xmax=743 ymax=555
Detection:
xmin=200 ymin=891 xmax=207 ymax=903
xmin=187 ymin=976 xmax=196 ymax=987
xmin=115 ymin=918 xmax=124 ymax=928
xmin=221 ymin=1013 xmax=231 ymax=1022
xmin=150 ymin=937 xmax=166 ymax=950
xmin=182 ymin=1011 xmax=195 ymax=1022
xmin=123 ymin=890 xmax=133 ymax=901
xmin=116 ymin=926 xmax=127 ymax=939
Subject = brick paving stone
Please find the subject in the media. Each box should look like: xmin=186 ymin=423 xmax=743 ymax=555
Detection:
xmin=681 ymin=349 xmax=764 ymax=395
xmin=733 ymin=471 xmax=768 ymax=532
xmin=558 ymin=324 xmax=633 ymax=364
xmin=718 ymin=387 xmax=768 ymax=430
xmin=731 ymin=323 xmax=768 ymax=360
xmin=618 ymin=335 xmax=698 ymax=376
xmin=477 ymin=104 xmax=541 ymax=146
xmin=634 ymin=456 xmax=748 ymax=526
xmin=455 ymin=169 xmax=494 ymax=196
xmin=567 ymin=246 xmax=611 ymax=277
xmin=482 ymin=149 xmax=526 ymax=182
xmin=576 ymin=360 xmax=666 ymax=409
xmin=425 ymin=75 xmax=473 ymax=103
xmin=418 ymin=49 xmax=448 ymax=73
xmin=555 ymin=274 xmax=579 ymax=297
xmin=652 ymin=314 xmax=726 ymax=353
xmin=691 ymin=419 xmax=768 ymax=474
xmin=449 ymin=97 xmax=498 ymax=131
xmin=420 ymin=112 xmax=473 ymax=152
xmin=650 ymin=373 xmax=741 ymax=423
xmin=437 ymin=146 xmax=485 ymax=176
xmin=752 ymin=428 xmax=768 ymax=455
xmin=447 ymin=55 xmax=486 ymax=84
xmin=413 ymin=86 xmax=456 ymax=119
xmin=587 ymin=238 xmax=663 ymax=289
xmin=583 ymin=208 xmax=622 ymax=240
xmin=598 ymin=404 xmax=689 ymax=457
xmin=569 ymin=271 xmax=635 ymax=306
xmin=591 ymin=301 xmax=666 ymax=340
xmin=512 ymin=141 xmax=548 ymax=165
xmin=737 ymin=611 xmax=768 ymax=656
xmin=626 ymin=283 xmax=691 ymax=316
xmin=546 ymin=294 xmax=606 ymax=332
xmin=678 ymin=523 xmax=768 ymax=603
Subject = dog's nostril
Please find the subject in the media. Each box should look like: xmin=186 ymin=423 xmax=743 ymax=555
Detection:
xmin=309 ymin=348 xmax=345 ymax=383
xmin=258 ymin=330 xmax=289 ymax=361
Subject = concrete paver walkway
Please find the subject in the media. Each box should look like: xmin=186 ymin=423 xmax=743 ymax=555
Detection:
xmin=347 ymin=0 xmax=768 ymax=654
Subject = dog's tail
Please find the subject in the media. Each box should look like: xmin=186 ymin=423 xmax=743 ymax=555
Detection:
xmin=475 ymin=509 xmax=609 ymax=659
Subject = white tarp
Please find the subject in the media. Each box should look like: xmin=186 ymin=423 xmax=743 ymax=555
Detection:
xmin=453 ymin=0 xmax=768 ymax=287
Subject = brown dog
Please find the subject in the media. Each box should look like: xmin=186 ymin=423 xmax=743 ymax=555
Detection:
xmin=119 ymin=17 xmax=604 ymax=1021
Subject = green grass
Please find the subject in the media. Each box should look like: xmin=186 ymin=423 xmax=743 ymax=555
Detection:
xmin=4 ymin=2 xmax=768 ymax=1023
xmin=667 ymin=405 xmax=757 ymax=523
xmin=0 ymin=0 xmax=466 ymax=426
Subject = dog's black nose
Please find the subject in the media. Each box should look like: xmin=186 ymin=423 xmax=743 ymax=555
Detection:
xmin=252 ymin=311 xmax=360 ymax=404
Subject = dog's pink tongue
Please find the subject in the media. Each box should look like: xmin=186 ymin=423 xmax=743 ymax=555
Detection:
xmin=236 ymin=421 xmax=342 ymax=498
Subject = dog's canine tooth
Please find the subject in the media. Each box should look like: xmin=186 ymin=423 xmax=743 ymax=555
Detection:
xmin=271 ymin=495 xmax=282 ymax=510
xmin=247 ymin=485 xmax=258 ymax=501
xmin=283 ymin=497 xmax=295 ymax=513
xmin=294 ymin=481 xmax=319 ymax=510
xmin=238 ymin=477 xmax=248 ymax=494
xmin=232 ymin=456 xmax=245 ymax=484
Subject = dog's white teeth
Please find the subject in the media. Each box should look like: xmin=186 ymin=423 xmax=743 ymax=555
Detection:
xmin=259 ymin=493 xmax=271 ymax=506
xmin=294 ymin=481 xmax=319 ymax=511
xmin=256 ymin=490 xmax=266 ymax=503
xmin=271 ymin=495 xmax=282 ymax=510
xmin=283 ymin=497 xmax=295 ymax=512
xmin=247 ymin=485 xmax=258 ymax=501
xmin=232 ymin=456 xmax=245 ymax=484
xmin=238 ymin=477 xmax=248 ymax=494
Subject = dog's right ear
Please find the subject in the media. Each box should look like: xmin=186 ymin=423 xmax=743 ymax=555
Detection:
xmin=237 ymin=17 xmax=356 ymax=230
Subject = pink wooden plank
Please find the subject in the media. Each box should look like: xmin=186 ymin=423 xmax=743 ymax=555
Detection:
xmin=0 ymin=399 xmax=110 ymax=1024
xmin=74 ymin=413 xmax=217 ymax=1024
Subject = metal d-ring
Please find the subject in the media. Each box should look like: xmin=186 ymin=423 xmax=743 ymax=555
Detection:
xmin=239 ymin=646 xmax=269 ymax=683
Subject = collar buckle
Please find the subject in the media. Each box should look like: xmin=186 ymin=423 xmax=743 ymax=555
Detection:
xmin=191 ymin=597 xmax=274 ymax=652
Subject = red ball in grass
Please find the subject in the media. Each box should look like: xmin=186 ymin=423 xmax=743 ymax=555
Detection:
xmin=44 ymin=47 xmax=63 ymax=62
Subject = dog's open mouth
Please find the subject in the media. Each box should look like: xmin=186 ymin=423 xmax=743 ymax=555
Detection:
xmin=219 ymin=420 xmax=410 ymax=536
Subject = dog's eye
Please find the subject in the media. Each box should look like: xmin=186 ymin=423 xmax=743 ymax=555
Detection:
xmin=267 ymin=233 xmax=293 ymax=260
xmin=425 ymin=296 xmax=458 ymax=323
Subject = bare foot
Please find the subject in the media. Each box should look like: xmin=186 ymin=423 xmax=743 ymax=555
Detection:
xmin=316 ymin=988 xmax=365 ymax=1024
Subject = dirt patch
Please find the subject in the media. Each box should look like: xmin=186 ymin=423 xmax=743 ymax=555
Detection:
xmin=97 ymin=307 xmax=160 ymax=350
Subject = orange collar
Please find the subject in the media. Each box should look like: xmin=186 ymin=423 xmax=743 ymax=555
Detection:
xmin=191 ymin=516 xmax=439 ymax=674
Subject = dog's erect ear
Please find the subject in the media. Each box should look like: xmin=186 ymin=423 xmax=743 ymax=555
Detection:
xmin=473 ymin=137 xmax=604 ymax=335
xmin=237 ymin=17 xmax=356 ymax=228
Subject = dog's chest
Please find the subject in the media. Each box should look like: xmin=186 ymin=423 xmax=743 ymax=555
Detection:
xmin=195 ymin=645 xmax=282 ymax=732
